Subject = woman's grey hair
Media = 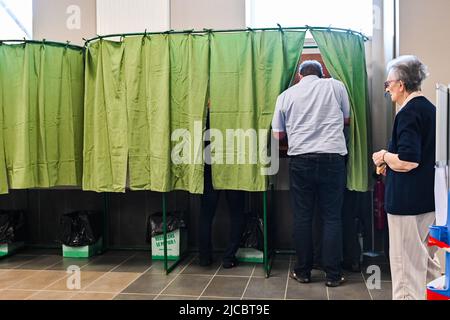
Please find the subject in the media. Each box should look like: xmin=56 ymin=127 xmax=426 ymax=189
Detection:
xmin=387 ymin=55 xmax=429 ymax=92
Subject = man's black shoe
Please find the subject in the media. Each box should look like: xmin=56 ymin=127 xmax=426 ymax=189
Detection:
xmin=222 ymin=259 xmax=237 ymax=269
xmin=289 ymin=271 xmax=311 ymax=284
xmin=325 ymin=276 xmax=346 ymax=287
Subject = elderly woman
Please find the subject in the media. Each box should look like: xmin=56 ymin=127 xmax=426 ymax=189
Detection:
xmin=372 ymin=55 xmax=441 ymax=300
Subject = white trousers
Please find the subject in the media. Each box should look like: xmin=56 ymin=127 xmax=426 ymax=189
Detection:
xmin=388 ymin=212 xmax=441 ymax=300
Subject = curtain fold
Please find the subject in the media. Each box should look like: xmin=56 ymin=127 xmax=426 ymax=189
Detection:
xmin=83 ymin=34 xmax=209 ymax=193
xmin=209 ymin=31 xmax=305 ymax=191
xmin=83 ymin=40 xmax=128 ymax=192
xmin=311 ymin=30 xmax=371 ymax=192
xmin=0 ymin=43 xmax=84 ymax=190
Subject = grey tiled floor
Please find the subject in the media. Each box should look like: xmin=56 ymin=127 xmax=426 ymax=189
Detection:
xmin=0 ymin=249 xmax=392 ymax=300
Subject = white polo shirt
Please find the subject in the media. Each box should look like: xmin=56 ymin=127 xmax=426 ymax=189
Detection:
xmin=272 ymin=75 xmax=350 ymax=156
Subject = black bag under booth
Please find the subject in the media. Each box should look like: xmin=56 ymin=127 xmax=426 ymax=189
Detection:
xmin=0 ymin=210 xmax=26 ymax=244
xmin=60 ymin=211 xmax=102 ymax=247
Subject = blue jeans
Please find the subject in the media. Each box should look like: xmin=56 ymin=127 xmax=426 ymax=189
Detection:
xmin=289 ymin=154 xmax=346 ymax=281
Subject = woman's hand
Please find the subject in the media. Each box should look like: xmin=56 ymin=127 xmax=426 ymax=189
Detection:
xmin=372 ymin=150 xmax=387 ymax=167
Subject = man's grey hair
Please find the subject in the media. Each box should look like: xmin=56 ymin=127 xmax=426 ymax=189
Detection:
xmin=299 ymin=60 xmax=324 ymax=78
xmin=387 ymin=55 xmax=429 ymax=92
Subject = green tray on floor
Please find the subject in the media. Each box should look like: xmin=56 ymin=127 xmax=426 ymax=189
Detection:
xmin=236 ymin=248 xmax=264 ymax=263
xmin=0 ymin=242 xmax=25 ymax=257
xmin=62 ymin=238 xmax=103 ymax=258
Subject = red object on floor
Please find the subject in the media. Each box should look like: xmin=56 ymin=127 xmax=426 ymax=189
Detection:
xmin=427 ymin=289 xmax=449 ymax=300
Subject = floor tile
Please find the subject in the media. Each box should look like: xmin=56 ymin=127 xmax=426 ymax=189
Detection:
xmin=9 ymin=271 xmax=67 ymax=290
xmin=46 ymin=258 xmax=92 ymax=271
xmin=112 ymin=255 xmax=153 ymax=273
xmin=70 ymin=292 xmax=116 ymax=300
xmin=0 ymin=289 xmax=36 ymax=300
xmin=17 ymin=248 xmax=60 ymax=256
xmin=46 ymin=271 xmax=106 ymax=291
xmin=27 ymin=291 xmax=76 ymax=300
xmin=253 ymin=259 xmax=290 ymax=278
xmin=146 ymin=259 xmax=192 ymax=275
xmin=286 ymin=279 xmax=328 ymax=300
xmin=328 ymin=280 xmax=372 ymax=300
xmin=121 ymin=273 xmax=176 ymax=295
xmin=201 ymin=276 xmax=249 ymax=298
xmin=114 ymin=293 xmax=156 ymax=300
xmin=161 ymin=275 xmax=212 ymax=296
xmin=81 ymin=256 xmax=130 ymax=272
xmin=0 ymin=270 xmax=38 ymax=289
xmin=83 ymin=272 xmax=141 ymax=293
xmin=369 ymin=281 xmax=392 ymax=300
xmin=199 ymin=296 xmax=240 ymax=300
xmin=156 ymin=294 xmax=198 ymax=300
xmin=100 ymin=250 xmax=136 ymax=257
xmin=243 ymin=277 xmax=287 ymax=299
xmin=0 ymin=255 xmax=38 ymax=269
xmin=181 ymin=259 xmax=221 ymax=276
xmin=216 ymin=263 xmax=255 ymax=277
xmin=17 ymin=255 xmax=62 ymax=270
xmin=342 ymin=270 xmax=366 ymax=281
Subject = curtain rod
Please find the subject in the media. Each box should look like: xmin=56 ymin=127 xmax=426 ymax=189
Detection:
xmin=84 ymin=26 xmax=369 ymax=46
xmin=0 ymin=39 xmax=84 ymax=51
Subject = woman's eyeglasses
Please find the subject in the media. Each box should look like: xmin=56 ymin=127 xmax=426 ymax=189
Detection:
xmin=384 ymin=80 xmax=400 ymax=89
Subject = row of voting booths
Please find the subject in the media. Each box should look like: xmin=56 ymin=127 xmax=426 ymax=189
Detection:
xmin=0 ymin=27 xmax=371 ymax=276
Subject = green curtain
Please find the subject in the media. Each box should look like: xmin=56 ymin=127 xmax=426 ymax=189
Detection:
xmin=83 ymin=34 xmax=209 ymax=193
xmin=311 ymin=30 xmax=371 ymax=192
xmin=209 ymin=31 xmax=305 ymax=191
xmin=83 ymin=40 xmax=128 ymax=192
xmin=0 ymin=43 xmax=84 ymax=190
xmin=0 ymin=77 xmax=7 ymax=194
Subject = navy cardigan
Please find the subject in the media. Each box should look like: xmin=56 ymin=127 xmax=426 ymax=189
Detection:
xmin=385 ymin=96 xmax=436 ymax=215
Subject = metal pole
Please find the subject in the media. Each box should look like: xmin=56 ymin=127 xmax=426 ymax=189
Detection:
xmin=162 ymin=193 xmax=168 ymax=273
xmin=263 ymin=191 xmax=269 ymax=277
xmin=83 ymin=26 xmax=369 ymax=46
xmin=0 ymin=39 xmax=83 ymax=51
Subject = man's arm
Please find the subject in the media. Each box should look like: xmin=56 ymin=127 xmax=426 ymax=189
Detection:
xmin=344 ymin=117 xmax=350 ymax=126
xmin=272 ymin=95 xmax=287 ymax=140
xmin=273 ymin=131 xmax=286 ymax=140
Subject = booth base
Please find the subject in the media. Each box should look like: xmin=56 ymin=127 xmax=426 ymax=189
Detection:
xmin=62 ymin=238 xmax=103 ymax=258
xmin=236 ymin=248 xmax=264 ymax=263
xmin=151 ymin=229 xmax=187 ymax=261
xmin=0 ymin=242 xmax=25 ymax=257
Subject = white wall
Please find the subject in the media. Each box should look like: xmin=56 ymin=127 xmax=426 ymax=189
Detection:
xmin=33 ymin=0 xmax=96 ymax=45
xmin=170 ymin=0 xmax=245 ymax=30
xmin=96 ymin=0 xmax=170 ymax=35
xmin=398 ymin=0 xmax=450 ymax=103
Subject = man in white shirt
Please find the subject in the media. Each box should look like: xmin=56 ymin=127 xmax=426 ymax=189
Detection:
xmin=272 ymin=60 xmax=350 ymax=287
